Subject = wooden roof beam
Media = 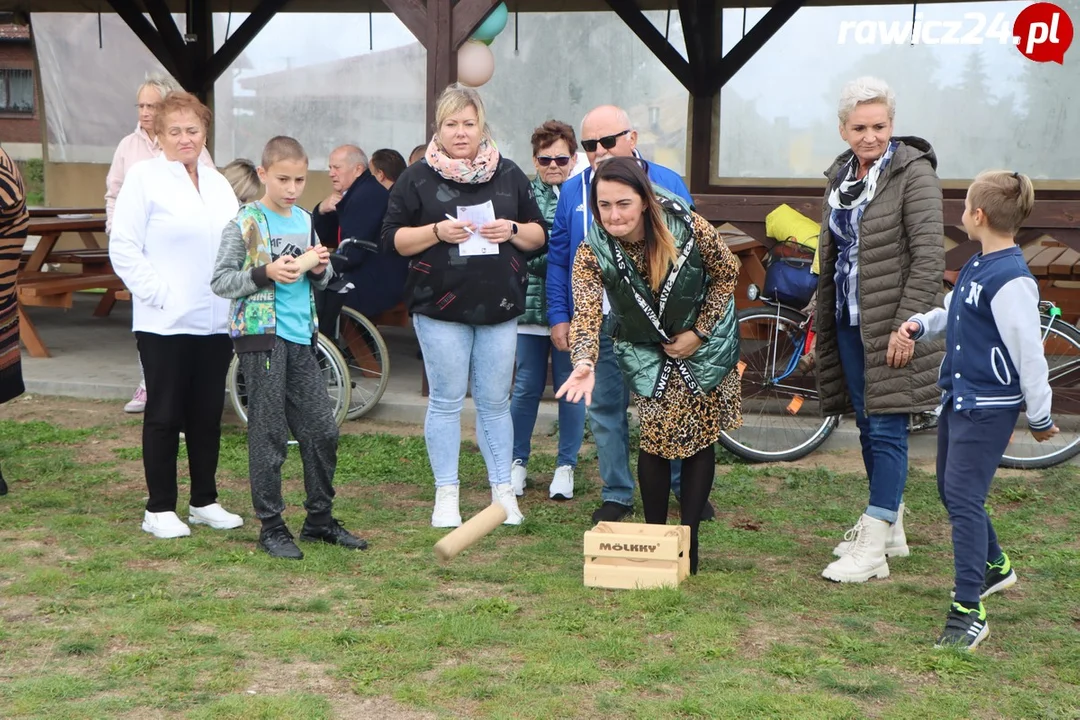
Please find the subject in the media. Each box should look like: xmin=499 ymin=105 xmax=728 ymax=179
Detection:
xmin=604 ymin=0 xmax=694 ymax=93
xmin=379 ymin=0 xmax=425 ymax=41
xmin=452 ymin=0 xmax=505 ymax=47
xmin=713 ymin=0 xmax=804 ymax=90
xmin=142 ymin=0 xmax=192 ymax=87
xmin=202 ymin=0 xmax=292 ymax=92
xmin=102 ymin=0 xmax=183 ymax=81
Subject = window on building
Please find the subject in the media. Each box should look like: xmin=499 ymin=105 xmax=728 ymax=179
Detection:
xmin=718 ymin=1 xmax=1080 ymax=182
xmin=0 ymin=68 xmax=34 ymax=114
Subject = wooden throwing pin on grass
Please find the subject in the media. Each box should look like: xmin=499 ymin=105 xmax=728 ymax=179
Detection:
xmin=433 ymin=503 xmax=508 ymax=561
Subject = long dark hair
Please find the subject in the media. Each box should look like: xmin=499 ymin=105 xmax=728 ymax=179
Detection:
xmin=590 ymin=156 xmax=678 ymax=291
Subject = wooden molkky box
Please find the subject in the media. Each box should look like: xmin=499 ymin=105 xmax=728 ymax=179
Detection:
xmin=583 ymin=521 xmax=690 ymax=590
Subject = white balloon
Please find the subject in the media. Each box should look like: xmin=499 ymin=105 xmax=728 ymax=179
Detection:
xmin=457 ymin=41 xmax=495 ymax=87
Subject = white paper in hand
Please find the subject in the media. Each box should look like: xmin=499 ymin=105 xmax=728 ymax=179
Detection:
xmin=456 ymin=200 xmax=499 ymax=257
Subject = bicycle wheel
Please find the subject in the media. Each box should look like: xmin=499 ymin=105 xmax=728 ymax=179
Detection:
xmin=718 ymin=304 xmax=839 ymax=462
xmin=227 ymin=334 xmax=352 ymax=428
xmin=999 ymin=314 xmax=1080 ymax=469
xmin=334 ymin=307 xmax=391 ymax=420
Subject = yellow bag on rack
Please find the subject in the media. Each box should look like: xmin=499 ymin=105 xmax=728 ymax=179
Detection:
xmin=765 ymin=204 xmax=822 ymax=275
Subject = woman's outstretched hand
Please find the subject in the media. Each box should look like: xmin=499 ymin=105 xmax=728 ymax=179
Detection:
xmin=556 ymin=363 xmax=595 ymax=406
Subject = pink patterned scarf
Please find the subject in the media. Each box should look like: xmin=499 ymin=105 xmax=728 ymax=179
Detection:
xmin=425 ymin=135 xmax=501 ymax=184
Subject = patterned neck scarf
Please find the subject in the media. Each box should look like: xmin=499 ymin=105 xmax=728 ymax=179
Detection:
xmin=828 ymin=139 xmax=898 ymax=211
xmin=425 ymin=135 xmax=501 ymax=184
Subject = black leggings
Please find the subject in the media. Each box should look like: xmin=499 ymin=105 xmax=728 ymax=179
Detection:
xmin=637 ymin=445 xmax=715 ymax=574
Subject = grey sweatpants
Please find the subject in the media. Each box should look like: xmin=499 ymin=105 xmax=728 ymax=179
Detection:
xmin=239 ymin=337 xmax=339 ymax=526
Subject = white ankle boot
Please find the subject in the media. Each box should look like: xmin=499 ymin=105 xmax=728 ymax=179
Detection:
xmin=491 ymin=482 xmax=524 ymax=526
xmin=510 ymin=460 xmax=527 ymax=497
xmin=822 ymin=513 xmax=890 ymax=583
xmin=834 ymin=503 xmax=909 ymax=558
xmin=432 ymin=485 xmax=462 ymax=528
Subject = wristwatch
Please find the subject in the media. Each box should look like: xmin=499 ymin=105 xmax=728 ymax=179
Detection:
xmin=510 ymin=221 xmax=519 ymax=238
xmin=691 ymin=327 xmax=708 ymax=342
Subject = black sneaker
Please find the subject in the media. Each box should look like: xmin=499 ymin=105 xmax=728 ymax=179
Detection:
xmin=982 ymin=553 xmax=1017 ymax=599
xmin=591 ymin=501 xmax=633 ymax=523
xmin=299 ymin=518 xmax=369 ymax=550
xmin=259 ymin=525 xmax=304 ymax=560
xmin=950 ymin=552 xmax=1018 ymax=600
xmin=934 ymin=601 xmax=989 ymax=651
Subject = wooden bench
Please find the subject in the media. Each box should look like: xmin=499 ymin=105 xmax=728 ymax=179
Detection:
xmin=694 ymin=190 xmax=1080 ymax=322
xmin=18 ymin=272 xmax=126 ymax=308
xmin=17 ymin=272 xmax=127 ymax=358
xmin=20 ymin=247 xmax=126 ymax=318
xmin=21 ymin=248 xmax=112 ymax=273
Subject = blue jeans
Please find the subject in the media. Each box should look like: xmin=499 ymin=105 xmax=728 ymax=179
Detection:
xmin=413 ymin=314 xmax=517 ymax=488
xmin=510 ymin=333 xmax=586 ymax=467
xmin=835 ymin=315 xmax=908 ymax=523
xmin=589 ymin=315 xmax=681 ymax=506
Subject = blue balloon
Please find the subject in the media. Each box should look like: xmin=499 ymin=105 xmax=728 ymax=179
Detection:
xmin=471 ymin=3 xmax=508 ymax=42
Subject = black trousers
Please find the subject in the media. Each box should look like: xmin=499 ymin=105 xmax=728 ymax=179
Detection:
xmin=136 ymin=332 xmax=233 ymax=513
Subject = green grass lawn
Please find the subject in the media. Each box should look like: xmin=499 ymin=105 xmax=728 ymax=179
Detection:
xmin=0 ymin=403 xmax=1078 ymax=719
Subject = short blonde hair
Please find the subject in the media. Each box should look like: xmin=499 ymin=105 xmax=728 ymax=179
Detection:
xmin=222 ymin=158 xmax=262 ymax=204
xmin=967 ymin=170 xmax=1036 ymax=235
xmin=136 ymin=73 xmax=179 ymax=103
xmin=153 ymin=91 xmax=212 ymax=137
xmin=434 ymin=83 xmax=489 ymax=137
xmin=837 ymin=77 xmax=896 ymax=125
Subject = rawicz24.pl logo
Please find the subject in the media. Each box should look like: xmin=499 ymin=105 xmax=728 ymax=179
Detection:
xmin=837 ymin=2 xmax=1074 ymax=64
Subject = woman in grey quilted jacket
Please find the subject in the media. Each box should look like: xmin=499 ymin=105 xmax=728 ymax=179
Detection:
xmin=814 ymin=77 xmax=945 ymax=584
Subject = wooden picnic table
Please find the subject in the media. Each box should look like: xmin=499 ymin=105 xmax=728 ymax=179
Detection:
xmin=18 ymin=215 xmax=124 ymax=358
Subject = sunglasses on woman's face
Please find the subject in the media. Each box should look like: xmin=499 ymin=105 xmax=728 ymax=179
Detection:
xmin=537 ymin=155 xmax=572 ymax=167
xmin=581 ymin=129 xmax=631 ymax=153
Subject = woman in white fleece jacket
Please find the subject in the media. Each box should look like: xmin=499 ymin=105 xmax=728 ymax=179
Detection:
xmin=109 ymin=91 xmax=243 ymax=541
xmin=106 ymin=75 xmax=213 ymax=414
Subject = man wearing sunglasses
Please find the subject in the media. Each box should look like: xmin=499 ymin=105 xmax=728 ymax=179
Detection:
xmin=546 ymin=105 xmax=713 ymax=525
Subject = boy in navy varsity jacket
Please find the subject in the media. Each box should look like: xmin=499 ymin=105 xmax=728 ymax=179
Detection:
xmin=902 ymin=170 xmax=1057 ymax=651
xmin=212 ymin=136 xmax=368 ymax=560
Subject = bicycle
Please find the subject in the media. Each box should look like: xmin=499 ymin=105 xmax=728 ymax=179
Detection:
xmin=226 ymin=333 xmax=353 ymax=427
xmin=719 ymin=287 xmax=1080 ymax=469
xmin=315 ymin=241 xmax=393 ymax=421
xmin=326 ymin=306 xmax=391 ymax=420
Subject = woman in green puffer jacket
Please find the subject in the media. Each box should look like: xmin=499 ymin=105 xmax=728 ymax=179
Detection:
xmin=509 ymin=120 xmax=588 ymax=503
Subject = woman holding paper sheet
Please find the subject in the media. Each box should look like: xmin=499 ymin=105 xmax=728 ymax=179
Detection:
xmin=556 ymin=157 xmax=742 ymax=575
xmin=381 ymin=83 xmax=547 ymax=530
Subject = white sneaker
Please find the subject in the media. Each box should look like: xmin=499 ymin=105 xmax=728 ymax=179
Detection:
xmin=834 ymin=503 xmax=910 ymax=558
xmin=141 ymin=511 xmax=191 ymax=539
xmin=432 ymin=485 xmax=462 ymax=528
xmin=510 ymin=459 xmax=527 ymax=497
xmin=189 ymin=503 xmax=244 ymax=530
xmin=549 ymin=465 xmax=574 ymax=500
xmin=822 ymin=514 xmax=890 ymax=583
xmin=492 ymin=482 xmax=524 ymax=526
xmin=124 ymin=384 xmax=147 ymax=414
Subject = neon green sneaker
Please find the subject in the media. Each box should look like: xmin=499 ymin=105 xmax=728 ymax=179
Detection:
xmin=935 ymin=601 xmax=989 ymax=651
